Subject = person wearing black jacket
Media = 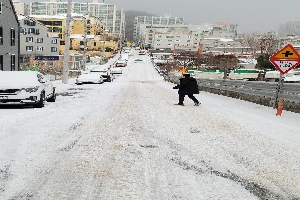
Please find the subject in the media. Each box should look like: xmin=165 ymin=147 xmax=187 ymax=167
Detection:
xmin=173 ymin=73 xmax=200 ymax=106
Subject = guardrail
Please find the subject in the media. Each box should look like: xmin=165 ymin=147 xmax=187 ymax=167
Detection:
xmin=164 ymin=73 xmax=300 ymax=114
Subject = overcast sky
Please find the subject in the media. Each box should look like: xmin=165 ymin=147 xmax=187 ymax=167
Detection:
xmin=24 ymin=0 xmax=300 ymax=33
xmin=105 ymin=0 xmax=299 ymax=33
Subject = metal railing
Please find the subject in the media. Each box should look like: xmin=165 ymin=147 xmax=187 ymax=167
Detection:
xmin=166 ymin=74 xmax=300 ymax=103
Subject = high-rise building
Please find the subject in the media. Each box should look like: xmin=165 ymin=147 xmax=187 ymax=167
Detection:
xmin=133 ymin=14 xmax=185 ymax=42
xmin=279 ymin=21 xmax=300 ymax=37
xmin=29 ymin=0 xmax=125 ymax=37
xmin=12 ymin=0 xmax=29 ymax=15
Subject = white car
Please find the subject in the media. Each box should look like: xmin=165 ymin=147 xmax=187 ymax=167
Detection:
xmin=76 ymin=73 xmax=104 ymax=85
xmin=111 ymin=67 xmax=123 ymax=74
xmin=0 ymin=71 xmax=56 ymax=108
xmin=90 ymin=68 xmax=114 ymax=82
xmin=115 ymin=60 xmax=127 ymax=67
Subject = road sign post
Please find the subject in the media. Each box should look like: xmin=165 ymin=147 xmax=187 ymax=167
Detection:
xmin=269 ymin=44 xmax=300 ymax=108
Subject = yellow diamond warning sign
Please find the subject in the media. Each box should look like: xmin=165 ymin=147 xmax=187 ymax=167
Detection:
xmin=270 ymin=44 xmax=300 ymax=74
xmin=271 ymin=44 xmax=300 ymax=59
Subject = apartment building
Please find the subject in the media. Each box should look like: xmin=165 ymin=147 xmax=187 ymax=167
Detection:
xmin=29 ymin=0 xmax=125 ymax=37
xmin=133 ymin=14 xmax=185 ymax=42
xmin=0 ymin=0 xmax=20 ymax=71
xmin=19 ymin=16 xmax=60 ymax=56
xmin=145 ymin=22 xmax=239 ymax=52
xmin=69 ymin=15 xmax=118 ymax=57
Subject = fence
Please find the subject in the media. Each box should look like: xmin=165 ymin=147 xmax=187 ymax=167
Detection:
xmin=165 ymin=73 xmax=300 ymax=114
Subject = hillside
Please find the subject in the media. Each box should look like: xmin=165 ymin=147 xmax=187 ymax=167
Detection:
xmin=124 ymin=10 xmax=158 ymax=41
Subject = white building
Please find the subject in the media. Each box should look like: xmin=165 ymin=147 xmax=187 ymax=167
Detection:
xmin=140 ymin=22 xmax=239 ymax=52
xmin=133 ymin=14 xmax=185 ymax=42
xmin=29 ymin=0 xmax=125 ymax=36
xmin=12 ymin=0 xmax=29 ymax=15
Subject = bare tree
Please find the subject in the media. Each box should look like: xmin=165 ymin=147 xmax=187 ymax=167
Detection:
xmin=237 ymin=32 xmax=261 ymax=55
xmin=206 ymin=55 xmax=239 ymax=79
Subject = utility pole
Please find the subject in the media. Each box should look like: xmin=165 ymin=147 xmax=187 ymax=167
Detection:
xmin=83 ymin=16 xmax=87 ymax=71
xmin=102 ymin=33 xmax=105 ymax=57
xmin=62 ymin=0 xmax=72 ymax=84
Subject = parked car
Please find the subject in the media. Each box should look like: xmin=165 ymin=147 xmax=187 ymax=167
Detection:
xmin=111 ymin=67 xmax=123 ymax=74
xmin=90 ymin=68 xmax=114 ymax=82
xmin=0 ymin=71 xmax=56 ymax=108
xmin=115 ymin=60 xmax=127 ymax=67
xmin=139 ymin=50 xmax=146 ymax=55
xmin=76 ymin=73 xmax=104 ymax=85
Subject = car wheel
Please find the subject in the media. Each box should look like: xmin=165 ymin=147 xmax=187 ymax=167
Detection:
xmin=34 ymin=92 xmax=45 ymax=108
xmin=47 ymin=89 xmax=56 ymax=102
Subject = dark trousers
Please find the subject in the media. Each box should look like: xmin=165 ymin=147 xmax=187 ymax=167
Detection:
xmin=179 ymin=94 xmax=199 ymax=104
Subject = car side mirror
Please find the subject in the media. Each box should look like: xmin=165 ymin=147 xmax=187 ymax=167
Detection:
xmin=38 ymin=78 xmax=46 ymax=83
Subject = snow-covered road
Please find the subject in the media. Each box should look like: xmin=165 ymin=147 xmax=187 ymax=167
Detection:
xmin=1 ymin=52 xmax=300 ymax=200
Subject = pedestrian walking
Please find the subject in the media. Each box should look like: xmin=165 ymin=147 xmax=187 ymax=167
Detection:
xmin=173 ymin=73 xmax=200 ymax=106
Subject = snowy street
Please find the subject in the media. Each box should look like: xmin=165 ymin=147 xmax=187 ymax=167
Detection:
xmin=1 ymin=52 xmax=300 ymax=200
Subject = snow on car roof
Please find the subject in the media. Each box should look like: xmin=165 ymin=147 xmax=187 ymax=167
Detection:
xmin=0 ymin=71 xmax=40 ymax=85
xmin=78 ymin=73 xmax=101 ymax=78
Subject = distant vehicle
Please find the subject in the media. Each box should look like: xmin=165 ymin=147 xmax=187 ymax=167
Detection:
xmin=124 ymin=49 xmax=130 ymax=53
xmin=90 ymin=68 xmax=114 ymax=82
xmin=135 ymin=46 xmax=141 ymax=50
xmin=134 ymin=59 xmax=143 ymax=63
xmin=115 ymin=60 xmax=127 ymax=67
xmin=0 ymin=71 xmax=56 ymax=108
xmin=76 ymin=73 xmax=104 ymax=85
xmin=139 ymin=50 xmax=146 ymax=55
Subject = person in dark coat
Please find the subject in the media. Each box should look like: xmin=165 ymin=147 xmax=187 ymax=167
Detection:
xmin=173 ymin=73 xmax=200 ymax=106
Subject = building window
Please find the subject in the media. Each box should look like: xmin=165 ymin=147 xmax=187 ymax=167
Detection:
xmin=20 ymin=28 xmax=27 ymax=34
xmin=26 ymin=46 xmax=33 ymax=51
xmin=0 ymin=27 xmax=3 ymax=45
xmin=36 ymin=47 xmax=43 ymax=51
xmin=26 ymin=37 xmax=33 ymax=42
xmin=36 ymin=38 xmax=43 ymax=43
xmin=24 ymin=20 xmax=36 ymax=26
xmin=11 ymin=54 xmax=16 ymax=71
xmin=11 ymin=29 xmax=15 ymax=46
xmin=51 ymin=39 xmax=57 ymax=44
xmin=51 ymin=47 xmax=57 ymax=52
xmin=28 ymin=28 xmax=36 ymax=34
xmin=0 ymin=55 xmax=3 ymax=71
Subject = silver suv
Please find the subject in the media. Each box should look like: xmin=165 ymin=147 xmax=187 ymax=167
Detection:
xmin=0 ymin=71 xmax=56 ymax=108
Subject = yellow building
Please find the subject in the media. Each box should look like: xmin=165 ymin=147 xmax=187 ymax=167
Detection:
xmin=29 ymin=14 xmax=119 ymax=57
xmin=30 ymin=15 xmax=68 ymax=44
